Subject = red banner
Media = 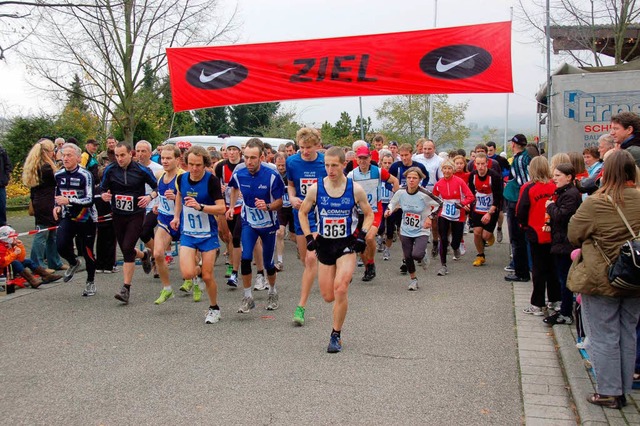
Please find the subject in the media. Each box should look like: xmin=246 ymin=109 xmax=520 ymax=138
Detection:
xmin=167 ymin=21 xmax=512 ymax=112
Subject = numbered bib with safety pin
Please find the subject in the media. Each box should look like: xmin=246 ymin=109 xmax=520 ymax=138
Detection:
xmin=182 ymin=206 xmax=211 ymax=237
xmin=379 ymin=186 xmax=392 ymax=203
xmin=114 ymin=194 xmax=134 ymax=212
xmin=244 ymin=206 xmax=273 ymax=229
xmin=442 ymin=200 xmax=460 ymax=220
xmin=60 ymin=189 xmax=78 ymax=198
xmin=475 ymin=193 xmax=493 ymax=213
xmin=282 ymin=192 xmax=291 ymax=208
xmin=403 ymin=212 xmax=422 ymax=229
xmin=321 ymin=217 xmax=348 ymax=239
xmin=225 ymin=186 xmax=244 ymax=207
xmin=158 ymin=195 xmax=175 ymax=216
xmin=299 ymin=178 xmax=317 ymax=197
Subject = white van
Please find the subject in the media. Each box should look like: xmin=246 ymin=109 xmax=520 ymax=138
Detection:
xmin=164 ymin=135 xmax=294 ymax=151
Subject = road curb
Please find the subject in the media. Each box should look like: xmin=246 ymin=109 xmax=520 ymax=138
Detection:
xmin=554 ymin=324 xmax=608 ymax=424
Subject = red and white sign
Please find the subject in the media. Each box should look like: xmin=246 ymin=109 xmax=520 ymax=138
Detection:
xmin=166 ymin=21 xmax=513 ymax=112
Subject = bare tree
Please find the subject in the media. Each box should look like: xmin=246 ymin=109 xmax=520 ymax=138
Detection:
xmin=21 ymin=0 xmax=238 ymax=143
xmin=517 ymin=0 xmax=640 ymax=67
xmin=0 ymin=1 xmax=110 ymax=60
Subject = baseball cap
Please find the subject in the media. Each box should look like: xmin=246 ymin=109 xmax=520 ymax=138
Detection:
xmin=356 ymin=146 xmax=371 ymax=157
xmin=226 ymin=140 xmax=243 ymax=151
xmin=510 ymin=134 xmax=527 ymax=146
xmin=176 ymin=140 xmax=192 ymax=150
xmin=389 ymin=141 xmax=399 ymax=147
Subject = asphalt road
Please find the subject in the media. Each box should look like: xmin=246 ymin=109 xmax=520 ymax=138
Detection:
xmin=1 ymin=211 xmax=522 ymax=425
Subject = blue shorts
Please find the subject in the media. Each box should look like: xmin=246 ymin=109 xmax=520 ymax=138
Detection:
xmin=157 ymin=213 xmax=180 ymax=241
xmin=180 ymin=234 xmax=220 ymax=252
xmin=241 ymin=222 xmax=277 ymax=271
xmin=293 ymin=208 xmax=318 ymax=236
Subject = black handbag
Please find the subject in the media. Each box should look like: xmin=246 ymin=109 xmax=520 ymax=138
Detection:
xmin=594 ymin=197 xmax=640 ymax=290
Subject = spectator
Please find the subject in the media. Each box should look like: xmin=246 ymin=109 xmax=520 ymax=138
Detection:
xmin=597 ymin=134 xmax=615 ymax=159
xmin=54 ymin=137 xmax=65 ymax=165
xmin=610 ymin=112 xmax=640 ymax=166
xmin=568 ymin=151 xmax=588 ymax=180
xmin=0 ymin=226 xmax=62 ymax=287
xmin=98 ymin=136 xmax=117 ymax=167
xmin=503 ymin=134 xmax=532 ymax=282
xmin=543 ymin=162 xmax=582 ymax=325
xmin=81 ymin=139 xmax=100 ymax=182
xmin=21 ymin=139 xmax=66 ymax=272
xmin=567 ymin=149 xmax=640 ymax=409
xmin=517 ymin=156 xmax=559 ymax=316
xmin=583 ymin=146 xmax=603 ymax=177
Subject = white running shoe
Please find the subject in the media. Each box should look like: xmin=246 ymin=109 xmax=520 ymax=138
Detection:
xmin=253 ymin=274 xmax=268 ymax=291
xmin=382 ymin=247 xmax=390 ymax=261
xmin=205 ymin=308 xmax=221 ymax=324
xmin=408 ymin=278 xmax=418 ymax=291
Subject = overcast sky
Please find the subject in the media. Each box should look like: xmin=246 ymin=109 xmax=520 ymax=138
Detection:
xmin=0 ymin=0 xmax=558 ymax=134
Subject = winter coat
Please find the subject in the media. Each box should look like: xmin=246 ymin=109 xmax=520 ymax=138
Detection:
xmin=621 ymin=134 xmax=640 ymax=168
xmin=547 ymin=183 xmax=582 ymax=255
xmin=30 ymin=163 xmax=58 ymax=227
xmin=0 ymin=241 xmax=26 ymax=269
xmin=567 ymin=187 xmax=640 ymax=297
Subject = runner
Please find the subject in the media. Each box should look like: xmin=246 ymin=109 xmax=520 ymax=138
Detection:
xmin=136 ymin=140 xmax=164 ymax=278
xmin=467 ymin=153 xmax=503 ymax=267
xmin=170 ymin=146 xmax=225 ymax=324
xmin=412 ymin=139 xmax=443 ymax=258
xmin=377 ymin=152 xmax=396 ymax=261
xmin=152 ymin=145 xmax=189 ymax=304
xmin=214 ymin=140 xmax=244 ymax=287
xmin=53 ymin=143 xmax=98 ymax=296
xmin=432 ymin=160 xmax=475 ymax=276
xmin=274 ymin=152 xmax=294 ymax=272
xmin=100 ymin=142 xmax=156 ymax=304
xmin=226 ymin=138 xmax=284 ymax=313
xmin=347 ymin=146 xmax=398 ymax=281
xmin=388 ymin=143 xmax=429 ymax=275
xmin=286 ymin=127 xmax=326 ymax=326
xmin=385 ymin=167 xmax=440 ymax=290
xmin=298 ymin=146 xmax=372 ymax=353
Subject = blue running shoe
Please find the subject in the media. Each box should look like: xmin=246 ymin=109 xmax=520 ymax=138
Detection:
xmin=327 ymin=333 xmax=342 ymax=353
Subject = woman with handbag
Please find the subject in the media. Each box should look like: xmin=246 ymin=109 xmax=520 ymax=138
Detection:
xmin=567 ymin=149 xmax=640 ymax=409
xmin=21 ymin=139 xmax=65 ymax=274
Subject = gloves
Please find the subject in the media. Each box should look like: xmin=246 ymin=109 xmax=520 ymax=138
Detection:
xmin=353 ymin=229 xmax=367 ymax=253
xmin=305 ymin=234 xmax=317 ymax=252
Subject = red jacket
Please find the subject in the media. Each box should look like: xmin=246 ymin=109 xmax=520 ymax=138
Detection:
xmin=433 ymin=176 xmax=475 ymax=222
xmin=516 ymin=181 xmax=556 ymax=244
xmin=0 ymin=240 xmax=26 ymax=269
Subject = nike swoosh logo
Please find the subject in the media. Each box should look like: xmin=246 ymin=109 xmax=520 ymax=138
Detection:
xmin=435 ymin=54 xmax=478 ymax=72
xmin=199 ymin=67 xmax=236 ymax=83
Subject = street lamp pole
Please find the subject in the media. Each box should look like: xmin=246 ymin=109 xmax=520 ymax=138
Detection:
xmin=428 ymin=0 xmax=438 ymax=140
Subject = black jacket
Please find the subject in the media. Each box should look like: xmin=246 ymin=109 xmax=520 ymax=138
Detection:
xmin=547 ymin=183 xmax=582 ymax=255
xmin=621 ymin=134 xmax=640 ymax=167
xmin=0 ymin=147 xmax=12 ymax=188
